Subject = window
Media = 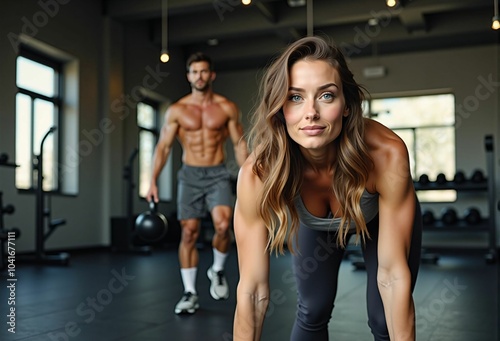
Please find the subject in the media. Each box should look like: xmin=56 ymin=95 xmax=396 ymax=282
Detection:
xmin=365 ymin=93 xmax=456 ymax=202
xmin=137 ymin=101 xmax=172 ymax=201
xmin=15 ymin=48 xmax=61 ymax=191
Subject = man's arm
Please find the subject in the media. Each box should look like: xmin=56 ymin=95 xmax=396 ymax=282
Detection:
xmin=146 ymin=106 xmax=179 ymax=203
xmin=227 ymin=102 xmax=249 ymax=167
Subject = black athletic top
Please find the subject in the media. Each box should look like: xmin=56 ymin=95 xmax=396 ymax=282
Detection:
xmin=294 ymin=189 xmax=379 ymax=231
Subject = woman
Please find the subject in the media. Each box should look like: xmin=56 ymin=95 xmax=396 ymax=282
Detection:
xmin=233 ymin=36 xmax=422 ymax=341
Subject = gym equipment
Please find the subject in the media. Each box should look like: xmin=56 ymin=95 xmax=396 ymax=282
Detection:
xmin=441 ymin=207 xmax=458 ymax=225
xmin=470 ymin=169 xmax=485 ymax=183
xmin=135 ymin=201 xmax=169 ymax=243
xmin=453 ymin=170 xmax=466 ymax=184
xmin=0 ymin=154 xmax=21 ymax=270
xmin=418 ymin=174 xmax=430 ymax=185
xmin=0 ymin=153 xmax=8 ymax=164
xmin=22 ymin=127 xmax=69 ymax=265
xmin=422 ymin=210 xmax=435 ymax=225
xmin=0 ymin=191 xmax=22 ymax=270
xmin=112 ymin=148 xmax=152 ymax=254
xmin=436 ymin=173 xmax=447 ymax=184
xmin=464 ymin=207 xmax=481 ymax=225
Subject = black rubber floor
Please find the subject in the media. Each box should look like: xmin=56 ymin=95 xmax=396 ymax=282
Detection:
xmin=0 ymin=245 xmax=497 ymax=341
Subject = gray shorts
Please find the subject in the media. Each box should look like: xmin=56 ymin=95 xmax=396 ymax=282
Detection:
xmin=177 ymin=164 xmax=234 ymax=220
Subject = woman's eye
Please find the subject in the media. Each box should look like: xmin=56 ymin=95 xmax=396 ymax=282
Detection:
xmin=289 ymin=94 xmax=302 ymax=102
xmin=321 ymin=93 xmax=334 ymax=100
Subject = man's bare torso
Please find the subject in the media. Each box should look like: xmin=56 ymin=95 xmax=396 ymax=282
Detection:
xmin=173 ymin=94 xmax=233 ymax=167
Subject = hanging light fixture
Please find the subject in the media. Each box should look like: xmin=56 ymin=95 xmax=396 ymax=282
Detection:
xmin=306 ymin=0 xmax=313 ymax=36
xmin=160 ymin=0 xmax=170 ymax=63
xmin=241 ymin=0 xmax=251 ymax=5
xmin=493 ymin=0 xmax=500 ymax=30
xmin=386 ymin=0 xmax=397 ymax=8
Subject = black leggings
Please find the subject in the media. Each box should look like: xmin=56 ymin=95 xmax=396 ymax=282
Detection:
xmin=290 ymin=203 xmax=422 ymax=340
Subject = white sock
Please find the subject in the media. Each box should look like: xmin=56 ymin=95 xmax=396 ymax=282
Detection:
xmin=212 ymin=248 xmax=228 ymax=272
xmin=180 ymin=267 xmax=197 ymax=294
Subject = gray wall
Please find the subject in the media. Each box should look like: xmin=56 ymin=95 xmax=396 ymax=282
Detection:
xmin=0 ymin=1 xmax=498 ymax=252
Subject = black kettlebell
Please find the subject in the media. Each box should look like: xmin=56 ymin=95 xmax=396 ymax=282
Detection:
xmin=464 ymin=207 xmax=481 ymax=225
xmin=441 ymin=207 xmax=458 ymax=225
xmin=135 ymin=201 xmax=168 ymax=243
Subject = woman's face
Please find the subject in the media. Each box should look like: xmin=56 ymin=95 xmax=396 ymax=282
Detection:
xmin=282 ymin=59 xmax=348 ymax=152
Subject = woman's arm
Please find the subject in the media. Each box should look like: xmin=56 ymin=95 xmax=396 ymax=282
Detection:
xmin=233 ymin=157 xmax=270 ymax=341
xmin=375 ymin=135 xmax=417 ymax=341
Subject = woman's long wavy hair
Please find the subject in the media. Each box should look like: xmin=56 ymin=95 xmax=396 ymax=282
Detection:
xmin=248 ymin=36 xmax=373 ymax=254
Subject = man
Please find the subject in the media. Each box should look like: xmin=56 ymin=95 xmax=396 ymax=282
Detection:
xmin=146 ymin=52 xmax=248 ymax=315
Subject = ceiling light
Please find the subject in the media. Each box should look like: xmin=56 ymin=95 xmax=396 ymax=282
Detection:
xmin=288 ymin=0 xmax=306 ymax=7
xmin=160 ymin=0 xmax=169 ymax=63
xmin=242 ymin=0 xmax=251 ymax=5
xmin=160 ymin=49 xmax=170 ymax=63
xmin=493 ymin=16 xmax=500 ymax=30
xmin=207 ymin=38 xmax=219 ymax=46
xmin=386 ymin=0 xmax=397 ymax=7
xmin=493 ymin=0 xmax=500 ymax=30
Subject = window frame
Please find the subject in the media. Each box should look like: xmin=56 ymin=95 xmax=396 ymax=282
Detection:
xmin=364 ymin=91 xmax=457 ymax=203
xmin=16 ymin=45 xmax=64 ymax=193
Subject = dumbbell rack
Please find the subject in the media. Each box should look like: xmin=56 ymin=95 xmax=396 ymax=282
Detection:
xmin=0 ymin=157 xmax=19 ymax=271
xmin=416 ymin=135 xmax=497 ymax=264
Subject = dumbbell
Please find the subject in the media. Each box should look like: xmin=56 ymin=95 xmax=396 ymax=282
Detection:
xmin=453 ymin=170 xmax=466 ymax=184
xmin=436 ymin=173 xmax=447 ymax=184
xmin=441 ymin=207 xmax=458 ymax=225
xmin=470 ymin=169 xmax=485 ymax=183
xmin=0 ymin=153 xmax=8 ymax=164
xmin=464 ymin=207 xmax=481 ymax=225
xmin=422 ymin=210 xmax=435 ymax=225
xmin=1 ymin=204 xmax=15 ymax=215
xmin=418 ymin=174 xmax=430 ymax=185
xmin=0 ymin=227 xmax=21 ymax=240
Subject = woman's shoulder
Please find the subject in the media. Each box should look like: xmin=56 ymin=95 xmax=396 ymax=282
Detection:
xmin=363 ymin=118 xmax=408 ymax=156
xmin=237 ymin=152 xmax=263 ymax=189
xmin=363 ymin=118 xmax=411 ymax=187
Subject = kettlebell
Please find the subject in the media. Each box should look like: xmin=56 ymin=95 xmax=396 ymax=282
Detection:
xmin=135 ymin=201 xmax=168 ymax=243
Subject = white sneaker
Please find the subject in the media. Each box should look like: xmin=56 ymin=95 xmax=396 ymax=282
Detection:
xmin=174 ymin=292 xmax=199 ymax=314
xmin=207 ymin=267 xmax=229 ymax=300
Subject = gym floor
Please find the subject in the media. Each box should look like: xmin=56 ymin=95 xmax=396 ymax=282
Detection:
xmin=0 ymin=245 xmax=497 ymax=341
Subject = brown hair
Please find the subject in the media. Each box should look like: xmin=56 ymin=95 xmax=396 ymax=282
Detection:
xmin=248 ymin=36 xmax=372 ymax=254
xmin=186 ymin=52 xmax=214 ymax=71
